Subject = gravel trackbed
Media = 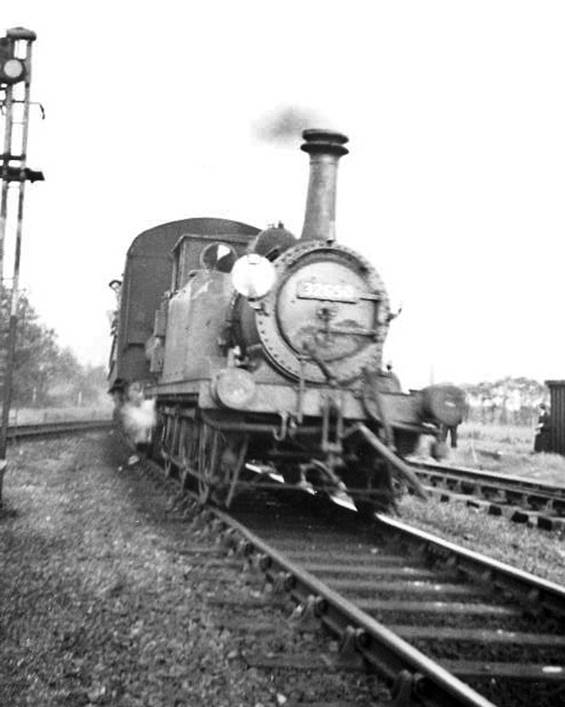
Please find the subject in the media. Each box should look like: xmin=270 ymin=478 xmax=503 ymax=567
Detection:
xmin=0 ymin=433 xmax=386 ymax=707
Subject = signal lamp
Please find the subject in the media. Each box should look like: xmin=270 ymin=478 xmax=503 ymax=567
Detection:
xmin=0 ymin=36 xmax=26 ymax=85
xmin=214 ymin=369 xmax=256 ymax=409
xmin=1 ymin=57 xmax=25 ymax=83
xmin=231 ymin=254 xmax=276 ymax=299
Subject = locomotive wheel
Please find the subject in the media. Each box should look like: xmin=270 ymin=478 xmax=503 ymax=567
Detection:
xmin=215 ymin=434 xmax=248 ymax=507
xmin=197 ymin=422 xmax=248 ymax=507
xmin=197 ymin=423 xmax=217 ymax=504
xmin=163 ymin=414 xmax=180 ymax=478
xmin=163 ymin=455 xmax=173 ymax=477
xmin=150 ymin=415 xmax=164 ymax=461
xmin=178 ymin=418 xmax=198 ymax=490
xmin=160 ymin=415 xmax=173 ymax=476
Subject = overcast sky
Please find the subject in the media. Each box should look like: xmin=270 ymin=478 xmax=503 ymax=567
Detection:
xmin=3 ymin=1 xmax=565 ymax=389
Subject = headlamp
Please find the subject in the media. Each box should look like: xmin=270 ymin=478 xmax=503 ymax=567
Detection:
xmin=231 ymin=254 xmax=276 ymax=299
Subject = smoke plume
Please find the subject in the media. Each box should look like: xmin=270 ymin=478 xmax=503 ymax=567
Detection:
xmin=254 ymin=106 xmax=326 ymax=145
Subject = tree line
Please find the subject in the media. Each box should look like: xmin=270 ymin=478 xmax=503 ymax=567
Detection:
xmin=1 ymin=289 xmax=107 ymax=408
xmin=460 ymin=377 xmax=547 ymax=426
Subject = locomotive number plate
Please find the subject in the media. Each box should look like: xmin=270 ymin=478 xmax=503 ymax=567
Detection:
xmin=297 ymin=281 xmax=357 ymax=302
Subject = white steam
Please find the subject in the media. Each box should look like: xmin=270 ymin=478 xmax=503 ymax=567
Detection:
xmin=120 ymin=394 xmax=156 ymax=446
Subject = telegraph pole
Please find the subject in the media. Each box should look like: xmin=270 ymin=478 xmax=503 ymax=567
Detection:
xmin=0 ymin=27 xmax=43 ymax=507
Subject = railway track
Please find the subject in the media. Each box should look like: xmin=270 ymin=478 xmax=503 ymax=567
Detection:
xmin=5 ymin=419 xmax=112 ymax=441
xmin=145 ymin=458 xmax=565 ymax=707
xmin=408 ymin=460 xmax=565 ymax=531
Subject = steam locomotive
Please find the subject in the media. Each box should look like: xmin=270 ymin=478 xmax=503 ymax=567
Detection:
xmin=108 ymin=129 xmax=465 ymax=514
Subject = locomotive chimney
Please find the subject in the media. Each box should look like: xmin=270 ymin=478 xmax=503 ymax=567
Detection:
xmin=300 ymin=129 xmax=349 ymax=242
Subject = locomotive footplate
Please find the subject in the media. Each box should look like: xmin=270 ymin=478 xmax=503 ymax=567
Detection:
xmin=148 ymin=378 xmax=437 ymax=439
xmin=194 ymin=378 xmax=428 ymax=431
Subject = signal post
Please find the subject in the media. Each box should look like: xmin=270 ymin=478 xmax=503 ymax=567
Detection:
xmin=0 ymin=27 xmax=43 ymax=508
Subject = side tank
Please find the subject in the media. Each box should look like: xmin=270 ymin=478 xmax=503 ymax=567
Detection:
xmin=160 ymin=270 xmax=233 ymax=382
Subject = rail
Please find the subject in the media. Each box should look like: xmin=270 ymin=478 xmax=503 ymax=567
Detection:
xmin=408 ymin=459 xmax=565 ymax=530
xmin=5 ymin=419 xmax=113 ymax=441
